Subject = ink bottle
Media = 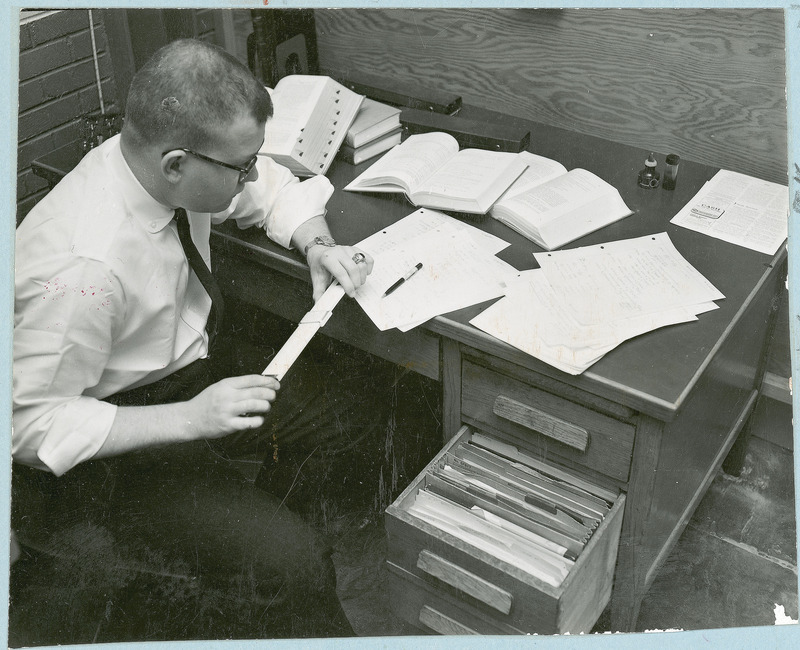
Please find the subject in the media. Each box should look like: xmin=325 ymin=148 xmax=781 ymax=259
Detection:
xmin=663 ymin=154 xmax=680 ymax=190
xmin=638 ymin=153 xmax=660 ymax=189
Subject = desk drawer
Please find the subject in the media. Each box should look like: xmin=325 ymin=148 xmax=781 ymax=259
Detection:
xmin=461 ymin=360 xmax=635 ymax=482
xmin=386 ymin=561 xmax=526 ymax=635
xmin=385 ymin=426 xmax=625 ymax=635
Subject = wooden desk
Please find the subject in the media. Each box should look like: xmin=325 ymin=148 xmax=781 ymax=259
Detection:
xmin=31 ymin=112 xmax=787 ymax=632
xmin=212 ymin=109 xmax=786 ymax=632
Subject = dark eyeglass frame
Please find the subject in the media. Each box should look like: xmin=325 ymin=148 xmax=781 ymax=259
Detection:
xmin=164 ymin=147 xmax=258 ymax=184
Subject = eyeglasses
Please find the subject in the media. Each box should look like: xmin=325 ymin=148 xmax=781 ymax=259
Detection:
xmin=165 ymin=147 xmax=259 ymax=184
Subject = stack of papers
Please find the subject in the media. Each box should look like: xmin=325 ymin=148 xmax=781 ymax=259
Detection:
xmin=470 ymin=233 xmax=725 ymax=374
xmin=354 ymin=209 xmax=518 ymax=331
xmin=670 ymin=169 xmax=788 ymax=255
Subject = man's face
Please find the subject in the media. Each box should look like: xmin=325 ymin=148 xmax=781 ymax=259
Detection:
xmin=175 ymin=113 xmax=265 ymax=214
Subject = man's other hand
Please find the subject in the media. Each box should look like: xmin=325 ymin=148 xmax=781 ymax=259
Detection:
xmin=187 ymin=374 xmax=280 ymax=438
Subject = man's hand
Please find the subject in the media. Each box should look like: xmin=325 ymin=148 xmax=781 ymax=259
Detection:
xmin=98 ymin=375 xmax=280 ymax=460
xmin=306 ymin=244 xmax=374 ymax=302
xmin=185 ymin=374 xmax=280 ymax=438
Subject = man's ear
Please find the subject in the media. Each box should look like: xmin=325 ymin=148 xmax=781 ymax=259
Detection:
xmin=160 ymin=150 xmax=185 ymax=184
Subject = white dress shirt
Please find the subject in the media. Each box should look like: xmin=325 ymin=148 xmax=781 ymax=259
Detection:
xmin=14 ymin=134 xmax=333 ymax=476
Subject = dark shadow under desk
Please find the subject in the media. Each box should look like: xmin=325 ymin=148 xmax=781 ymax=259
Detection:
xmin=212 ymin=109 xmax=788 ymax=634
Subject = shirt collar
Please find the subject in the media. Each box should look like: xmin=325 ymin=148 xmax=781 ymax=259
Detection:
xmin=106 ymin=134 xmax=176 ymax=234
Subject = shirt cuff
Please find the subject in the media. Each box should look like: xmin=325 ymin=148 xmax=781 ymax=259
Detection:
xmin=266 ymin=175 xmax=334 ymax=249
xmin=36 ymin=398 xmax=118 ymax=477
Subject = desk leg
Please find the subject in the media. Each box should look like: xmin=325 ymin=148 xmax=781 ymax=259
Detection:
xmin=723 ymin=278 xmax=784 ymax=476
xmin=441 ymin=339 xmax=462 ymax=442
xmin=609 ymin=415 xmax=663 ymax=632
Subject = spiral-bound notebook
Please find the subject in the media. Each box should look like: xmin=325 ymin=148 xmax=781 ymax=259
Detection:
xmin=260 ymin=75 xmax=364 ymax=177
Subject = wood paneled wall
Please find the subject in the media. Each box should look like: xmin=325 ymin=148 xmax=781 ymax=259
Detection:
xmin=315 ymin=8 xmax=787 ymax=184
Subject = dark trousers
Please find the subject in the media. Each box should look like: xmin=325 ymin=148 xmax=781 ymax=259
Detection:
xmin=11 ymin=337 xmax=392 ymax=639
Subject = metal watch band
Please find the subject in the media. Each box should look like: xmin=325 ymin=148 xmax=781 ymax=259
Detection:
xmin=303 ymin=235 xmax=337 ymax=256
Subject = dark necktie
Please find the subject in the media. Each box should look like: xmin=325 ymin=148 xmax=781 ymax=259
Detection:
xmin=173 ymin=207 xmax=225 ymax=350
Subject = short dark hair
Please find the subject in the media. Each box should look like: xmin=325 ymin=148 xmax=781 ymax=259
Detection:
xmin=123 ymin=38 xmax=272 ymax=149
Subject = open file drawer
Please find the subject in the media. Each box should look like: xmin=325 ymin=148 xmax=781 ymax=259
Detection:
xmin=384 ymin=426 xmax=625 ymax=635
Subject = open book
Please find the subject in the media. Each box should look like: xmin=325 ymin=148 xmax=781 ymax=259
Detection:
xmin=260 ymin=75 xmax=363 ymax=177
xmin=489 ymin=152 xmax=633 ymax=250
xmin=344 ymin=132 xmax=529 ymax=214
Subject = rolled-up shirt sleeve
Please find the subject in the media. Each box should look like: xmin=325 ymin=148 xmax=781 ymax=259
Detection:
xmin=13 ymin=256 xmax=121 ymax=476
xmin=211 ymin=156 xmax=334 ymax=248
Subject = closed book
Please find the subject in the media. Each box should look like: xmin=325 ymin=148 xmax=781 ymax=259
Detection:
xmin=345 ymin=98 xmax=402 ymax=148
xmin=339 ymin=127 xmax=402 ymax=165
xmin=261 ymin=75 xmax=363 ymax=177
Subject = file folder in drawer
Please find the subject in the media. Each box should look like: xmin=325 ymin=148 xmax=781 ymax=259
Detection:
xmin=384 ymin=425 xmax=625 ymax=635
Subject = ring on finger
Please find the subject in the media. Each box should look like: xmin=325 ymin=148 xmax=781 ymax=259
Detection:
xmin=352 ymin=252 xmax=366 ymax=264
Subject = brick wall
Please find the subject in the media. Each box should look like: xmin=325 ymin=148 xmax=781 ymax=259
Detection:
xmin=16 ymin=9 xmax=217 ymax=223
xmin=17 ymin=10 xmax=119 ymax=221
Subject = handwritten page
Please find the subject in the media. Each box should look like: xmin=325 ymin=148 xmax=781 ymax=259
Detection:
xmin=533 ymin=233 xmax=724 ymax=326
xmin=356 ymin=228 xmax=516 ymax=331
xmin=670 ymin=170 xmax=788 ymax=255
xmin=357 ymin=207 xmax=510 ymax=257
xmin=470 ymin=270 xmax=709 ymax=375
xmin=469 ymin=233 xmax=724 ymax=374
xmin=353 ymin=209 xmax=515 ymax=331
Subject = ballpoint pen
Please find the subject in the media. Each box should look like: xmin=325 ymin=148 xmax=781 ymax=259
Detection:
xmin=382 ymin=262 xmax=423 ymax=297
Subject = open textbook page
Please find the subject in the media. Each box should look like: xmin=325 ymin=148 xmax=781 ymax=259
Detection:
xmin=344 ymin=132 xmax=529 ymax=214
xmin=491 ymin=163 xmax=632 ymax=250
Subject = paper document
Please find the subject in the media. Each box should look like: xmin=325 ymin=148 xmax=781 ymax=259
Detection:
xmin=407 ymin=490 xmax=570 ymax=587
xmin=353 ymin=209 xmax=516 ymax=331
xmin=533 ymin=232 xmax=724 ymax=325
xmin=670 ymin=170 xmax=788 ymax=255
xmin=470 ymin=233 xmax=724 ymax=374
xmin=399 ymin=434 xmax=622 ymax=589
xmin=357 ymin=207 xmax=510 ymax=256
xmin=470 ymin=270 xmax=707 ymax=375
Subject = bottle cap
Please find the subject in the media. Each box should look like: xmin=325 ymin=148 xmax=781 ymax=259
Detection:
xmin=666 ymin=153 xmax=680 ymax=165
xmin=645 ymin=153 xmax=657 ymax=167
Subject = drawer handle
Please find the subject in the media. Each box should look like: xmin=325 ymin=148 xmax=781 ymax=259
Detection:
xmin=493 ymin=394 xmax=589 ymax=452
xmin=417 ymin=549 xmax=513 ymax=615
xmin=419 ymin=605 xmax=480 ymax=635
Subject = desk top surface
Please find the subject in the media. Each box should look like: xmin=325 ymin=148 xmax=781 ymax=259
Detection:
xmin=203 ymin=108 xmax=786 ymax=420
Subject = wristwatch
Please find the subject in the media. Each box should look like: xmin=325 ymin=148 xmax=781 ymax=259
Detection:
xmin=303 ymin=235 xmax=337 ymax=256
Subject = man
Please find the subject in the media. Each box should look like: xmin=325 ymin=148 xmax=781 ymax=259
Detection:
xmin=12 ymin=38 xmax=374 ymax=638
